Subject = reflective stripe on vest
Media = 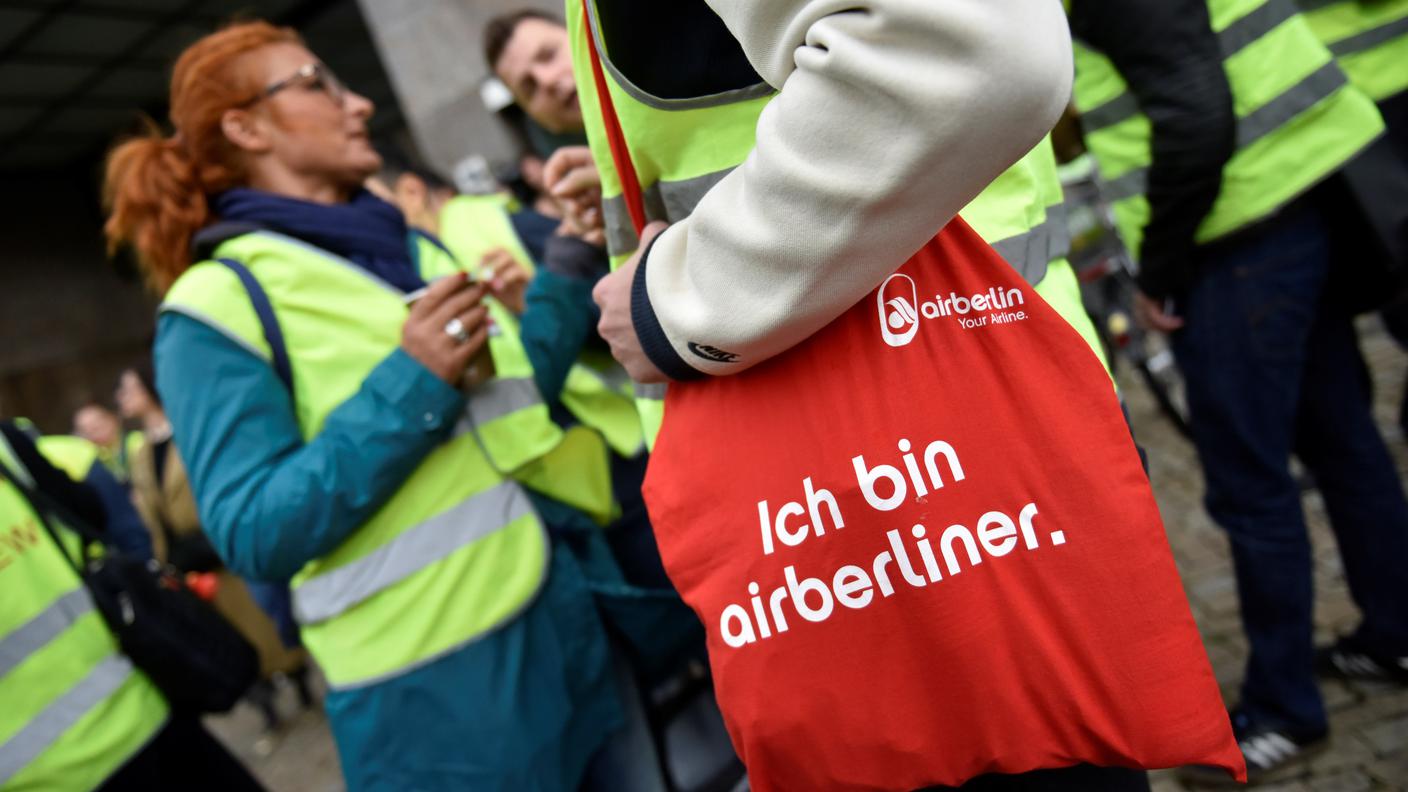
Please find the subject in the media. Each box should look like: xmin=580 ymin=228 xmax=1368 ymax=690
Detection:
xmin=1071 ymin=0 xmax=1385 ymax=255
xmin=293 ymin=479 xmax=533 ymax=624
xmin=0 ymin=434 xmax=167 ymax=789
xmin=1297 ymin=0 xmax=1408 ymax=101
xmin=1 ymin=655 xmax=136 ymax=782
xmin=603 ymin=165 xmax=1070 ymax=288
xmin=160 ymin=231 xmax=561 ymax=689
xmin=0 ymin=588 xmax=91 ymax=678
xmin=413 ymin=228 xmax=644 ymax=458
xmin=572 ymin=0 xmax=1105 ymax=448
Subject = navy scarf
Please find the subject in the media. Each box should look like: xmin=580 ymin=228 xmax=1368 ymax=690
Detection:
xmin=212 ymin=188 xmax=425 ymax=292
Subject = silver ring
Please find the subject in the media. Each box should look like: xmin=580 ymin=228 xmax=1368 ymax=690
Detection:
xmin=443 ymin=317 xmax=471 ymax=344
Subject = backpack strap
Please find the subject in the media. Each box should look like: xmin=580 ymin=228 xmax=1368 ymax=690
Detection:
xmin=215 ymin=258 xmax=294 ymax=392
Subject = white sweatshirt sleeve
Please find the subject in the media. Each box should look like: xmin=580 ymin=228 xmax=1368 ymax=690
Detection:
xmin=633 ymin=0 xmax=1074 ymax=377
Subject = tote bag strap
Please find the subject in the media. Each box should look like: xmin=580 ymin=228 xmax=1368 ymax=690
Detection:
xmin=581 ymin=0 xmax=647 ymax=239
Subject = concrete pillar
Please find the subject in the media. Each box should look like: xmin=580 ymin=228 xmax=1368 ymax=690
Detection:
xmin=356 ymin=0 xmax=561 ymax=179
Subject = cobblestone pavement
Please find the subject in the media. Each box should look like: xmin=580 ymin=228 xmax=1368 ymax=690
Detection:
xmin=1138 ymin=318 xmax=1408 ymax=792
xmin=201 ymin=320 xmax=1408 ymax=791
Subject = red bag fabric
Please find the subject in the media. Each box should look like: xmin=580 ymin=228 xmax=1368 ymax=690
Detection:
xmin=641 ymin=222 xmax=1244 ymax=789
xmin=582 ymin=8 xmax=1243 ymax=787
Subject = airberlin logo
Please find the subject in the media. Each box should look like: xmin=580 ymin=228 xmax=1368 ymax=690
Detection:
xmin=876 ymin=273 xmax=1028 ymax=347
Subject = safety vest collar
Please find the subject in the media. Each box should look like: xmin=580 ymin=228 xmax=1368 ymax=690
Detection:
xmin=580 ymin=0 xmax=774 ymax=112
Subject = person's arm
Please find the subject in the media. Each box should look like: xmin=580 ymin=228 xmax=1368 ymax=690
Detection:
xmin=1069 ymin=0 xmax=1236 ymax=299
xmin=519 ymin=235 xmax=609 ymax=402
xmin=156 ymin=313 xmax=466 ymax=582
xmin=0 ymin=422 xmax=107 ymax=530
xmin=627 ymin=0 xmax=1075 ymax=378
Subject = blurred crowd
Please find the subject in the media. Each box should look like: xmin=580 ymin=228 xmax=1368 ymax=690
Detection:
xmin=1 ymin=1 xmax=1406 ymax=791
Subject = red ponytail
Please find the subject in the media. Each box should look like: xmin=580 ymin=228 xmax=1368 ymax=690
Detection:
xmin=104 ymin=21 xmax=300 ymax=294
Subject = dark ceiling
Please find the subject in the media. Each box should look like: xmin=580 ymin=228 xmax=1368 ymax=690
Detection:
xmin=0 ymin=0 xmax=407 ymax=175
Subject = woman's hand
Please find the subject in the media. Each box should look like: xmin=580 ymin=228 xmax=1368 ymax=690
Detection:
xmin=402 ymin=273 xmax=491 ymax=384
xmin=482 ymin=248 xmax=531 ymax=314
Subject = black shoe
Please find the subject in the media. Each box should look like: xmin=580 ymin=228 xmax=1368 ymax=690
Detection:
xmin=1315 ymin=636 xmax=1408 ymax=685
xmin=1178 ymin=711 xmax=1328 ymax=787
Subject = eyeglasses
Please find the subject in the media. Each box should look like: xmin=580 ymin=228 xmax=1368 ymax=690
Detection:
xmin=238 ymin=62 xmax=348 ymax=108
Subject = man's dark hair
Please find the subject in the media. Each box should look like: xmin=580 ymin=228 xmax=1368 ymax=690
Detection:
xmin=483 ymin=9 xmax=562 ymax=72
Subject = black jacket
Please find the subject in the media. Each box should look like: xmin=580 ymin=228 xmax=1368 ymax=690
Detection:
xmin=1069 ymin=0 xmax=1237 ymax=299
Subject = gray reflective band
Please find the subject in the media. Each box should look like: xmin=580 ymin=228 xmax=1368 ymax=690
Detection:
xmin=462 ymin=377 xmax=542 ymax=428
xmin=1329 ymin=15 xmax=1408 ymax=56
xmin=604 ymin=168 xmax=737 ymax=255
xmin=658 ymin=170 xmax=731 ymax=223
xmin=1044 ymin=202 xmax=1072 ymax=263
xmin=1082 ymin=0 xmax=1301 ymax=134
xmin=1079 ymin=92 xmax=1141 ymax=135
xmin=1220 ymin=0 xmax=1296 ymax=58
xmin=1236 ymin=61 xmax=1346 ymax=147
xmin=595 ymin=362 xmax=633 ymax=394
xmin=988 ymin=216 xmax=1061 ymax=285
xmin=1102 ymin=168 xmax=1149 ymax=202
xmin=1097 ymin=62 xmax=1348 ymax=204
xmin=0 ymin=588 xmax=93 ymax=679
xmin=634 ymin=382 xmax=667 ymax=401
xmin=292 ymin=480 xmax=535 ymax=624
xmin=1294 ymin=0 xmax=1339 ymax=11
xmin=604 ymin=192 xmax=654 ymax=256
xmin=0 ymin=654 xmax=134 ymax=785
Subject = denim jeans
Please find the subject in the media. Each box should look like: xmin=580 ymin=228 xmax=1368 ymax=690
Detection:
xmin=1171 ymin=200 xmax=1408 ymax=734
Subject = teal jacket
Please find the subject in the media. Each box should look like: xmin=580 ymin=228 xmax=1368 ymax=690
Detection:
xmin=156 ymin=256 xmax=622 ymax=791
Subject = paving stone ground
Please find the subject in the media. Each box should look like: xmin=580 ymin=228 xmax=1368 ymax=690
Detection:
xmin=1137 ymin=317 xmax=1408 ymax=792
xmin=201 ymin=319 xmax=1408 ymax=791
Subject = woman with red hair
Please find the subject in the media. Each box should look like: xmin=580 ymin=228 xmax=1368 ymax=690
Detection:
xmin=106 ymin=20 xmax=660 ymax=792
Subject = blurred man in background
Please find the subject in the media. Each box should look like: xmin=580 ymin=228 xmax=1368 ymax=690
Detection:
xmin=1069 ymin=0 xmax=1408 ymax=782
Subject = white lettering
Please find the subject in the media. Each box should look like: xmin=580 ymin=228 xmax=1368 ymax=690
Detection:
xmin=803 ymin=476 xmax=844 ymax=537
xmin=887 ymin=528 xmax=928 ymax=588
xmin=775 ymin=501 xmax=809 ymax=548
xmin=853 ymin=454 xmax=907 ymax=511
xmin=977 ymin=511 xmax=1018 ymax=557
xmin=833 ymin=565 xmax=874 ymax=609
xmin=1019 ymin=502 xmax=1041 ymax=549
xmin=940 ymin=523 xmax=984 ymax=577
xmin=721 ymin=604 xmax=756 ymax=648
xmin=785 ymin=565 xmax=835 ymax=622
xmin=923 ymin=440 xmax=966 ymax=490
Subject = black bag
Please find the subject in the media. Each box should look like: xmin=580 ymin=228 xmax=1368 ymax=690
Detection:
xmin=0 ymin=462 xmax=259 ymax=714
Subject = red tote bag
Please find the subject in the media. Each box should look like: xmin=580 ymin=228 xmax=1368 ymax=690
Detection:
xmin=583 ymin=13 xmax=1244 ymax=790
